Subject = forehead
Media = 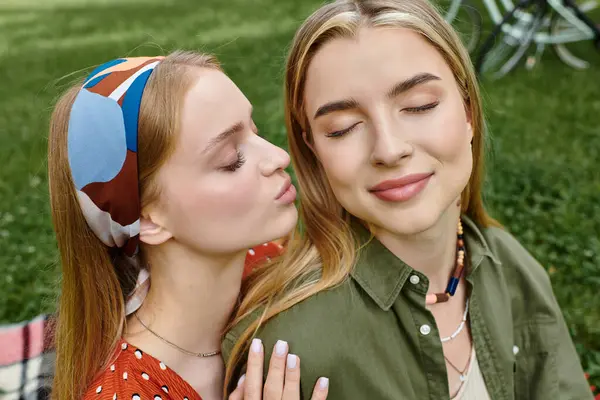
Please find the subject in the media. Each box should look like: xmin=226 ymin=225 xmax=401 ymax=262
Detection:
xmin=304 ymin=27 xmax=454 ymax=111
xmin=178 ymin=69 xmax=250 ymax=149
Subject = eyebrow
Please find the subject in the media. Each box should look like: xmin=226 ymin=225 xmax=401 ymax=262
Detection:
xmin=314 ymin=99 xmax=359 ymax=120
xmin=202 ymin=121 xmax=244 ymax=155
xmin=386 ymin=72 xmax=441 ymax=99
xmin=312 ymin=72 xmax=441 ymax=120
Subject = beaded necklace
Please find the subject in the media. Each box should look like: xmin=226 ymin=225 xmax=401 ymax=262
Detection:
xmin=425 ymin=219 xmax=466 ymax=306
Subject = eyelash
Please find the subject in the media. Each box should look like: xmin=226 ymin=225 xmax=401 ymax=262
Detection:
xmin=325 ymin=102 xmax=440 ymax=138
xmin=403 ymin=101 xmax=440 ymax=113
xmin=325 ymin=122 xmax=361 ymax=138
xmin=221 ymin=151 xmax=246 ymax=172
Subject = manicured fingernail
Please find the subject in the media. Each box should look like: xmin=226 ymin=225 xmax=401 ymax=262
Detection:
xmin=275 ymin=340 xmax=288 ymax=356
xmin=287 ymin=354 xmax=297 ymax=369
xmin=251 ymin=338 xmax=262 ymax=353
xmin=237 ymin=374 xmax=246 ymax=387
xmin=319 ymin=377 xmax=329 ymax=389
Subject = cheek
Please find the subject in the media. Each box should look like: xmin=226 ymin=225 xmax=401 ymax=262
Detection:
xmin=314 ymin=139 xmax=365 ymax=192
xmin=313 ymin=139 xmax=370 ymax=218
xmin=164 ymin=171 xmax=260 ymax=229
xmin=190 ymin=177 xmax=257 ymax=218
xmin=420 ymin=102 xmax=471 ymax=164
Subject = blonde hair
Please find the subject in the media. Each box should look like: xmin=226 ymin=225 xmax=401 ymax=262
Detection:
xmin=49 ymin=50 xmax=220 ymax=400
xmin=224 ymin=0 xmax=500 ymax=391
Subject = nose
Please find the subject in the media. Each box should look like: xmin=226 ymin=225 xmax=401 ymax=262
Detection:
xmin=370 ymin=120 xmax=413 ymax=167
xmin=259 ymin=140 xmax=291 ymax=176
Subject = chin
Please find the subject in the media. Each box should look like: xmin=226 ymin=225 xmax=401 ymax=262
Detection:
xmin=393 ymin=214 xmax=439 ymax=236
xmin=253 ymin=207 xmax=298 ymax=247
xmin=373 ymin=203 xmax=445 ymax=237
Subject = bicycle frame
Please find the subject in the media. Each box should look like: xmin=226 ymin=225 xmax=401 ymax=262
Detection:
xmin=482 ymin=0 xmax=596 ymax=43
xmin=442 ymin=0 xmax=599 ymax=74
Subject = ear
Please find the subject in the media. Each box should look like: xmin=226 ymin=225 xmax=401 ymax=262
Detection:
xmin=467 ymin=122 xmax=474 ymax=144
xmin=465 ymin=105 xmax=473 ymax=142
xmin=302 ymin=131 xmax=317 ymax=155
xmin=139 ymin=213 xmax=173 ymax=246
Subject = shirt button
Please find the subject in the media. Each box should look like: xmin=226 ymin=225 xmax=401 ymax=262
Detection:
xmin=420 ymin=324 xmax=431 ymax=336
xmin=513 ymin=345 xmax=519 ymax=355
xmin=409 ymin=275 xmax=420 ymax=285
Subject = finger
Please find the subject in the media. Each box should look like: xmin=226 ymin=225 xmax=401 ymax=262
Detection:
xmin=228 ymin=375 xmax=246 ymax=400
xmin=244 ymin=338 xmax=264 ymax=400
xmin=281 ymin=354 xmax=301 ymax=400
xmin=263 ymin=340 xmax=289 ymax=400
xmin=310 ymin=377 xmax=330 ymax=400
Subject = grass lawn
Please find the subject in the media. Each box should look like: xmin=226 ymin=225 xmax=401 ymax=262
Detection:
xmin=0 ymin=0 xmax=598 ymax=388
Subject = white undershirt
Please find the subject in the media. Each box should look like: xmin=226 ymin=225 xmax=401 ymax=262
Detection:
xmin=451 ymin=346 xmax=492 ymax=400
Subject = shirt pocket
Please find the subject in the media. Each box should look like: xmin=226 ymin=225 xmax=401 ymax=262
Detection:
xmin=513 ymin=320 xmax=558 ymax=400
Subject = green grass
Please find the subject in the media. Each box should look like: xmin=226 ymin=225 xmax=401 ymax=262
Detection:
xmin=0 ymin=0 xmax=598 ymax=388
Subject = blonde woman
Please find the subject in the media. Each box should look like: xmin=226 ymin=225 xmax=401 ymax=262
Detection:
xmin=48 ymin=51 xmax=329 ymax=400
xmin=223 ymin=1 xmax=593 ymax=399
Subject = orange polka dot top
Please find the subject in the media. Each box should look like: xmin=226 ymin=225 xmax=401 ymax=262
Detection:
xmin=84 ymin=340 xmax=201 ymax=400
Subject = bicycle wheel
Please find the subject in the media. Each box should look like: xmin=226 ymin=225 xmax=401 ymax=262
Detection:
xmin=551 ymin=0 xmax=600 ymax=69
xmin=438 ymin=0 xmax=483 ymax=53
xmin=476 ymin=0 xmax=546 ymax=79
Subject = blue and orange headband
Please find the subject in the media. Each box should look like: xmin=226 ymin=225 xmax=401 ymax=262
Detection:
xmin=67 ymin=56 xmax=164 ymax=256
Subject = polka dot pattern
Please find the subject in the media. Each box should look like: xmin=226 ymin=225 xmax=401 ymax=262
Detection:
xmin=84 ymin=340 xmax=200 ymax=400
xmin=242 ymin=240 xmax=286 ymax=280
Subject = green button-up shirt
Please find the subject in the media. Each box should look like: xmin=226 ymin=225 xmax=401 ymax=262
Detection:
xmin=223 ymin=217 xmax=592 ymax=399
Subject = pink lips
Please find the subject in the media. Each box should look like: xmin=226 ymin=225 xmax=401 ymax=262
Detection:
xmin=275 ymin=176 xmax=297 ymax=204
xmin=369 ymin=172 xmax=433 ymax=202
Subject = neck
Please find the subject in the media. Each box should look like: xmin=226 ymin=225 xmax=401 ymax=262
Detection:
xmin=375 ymin=205 xmax=462 ymax=294
xmin=130 ymin=241 xmax=246 ymax=358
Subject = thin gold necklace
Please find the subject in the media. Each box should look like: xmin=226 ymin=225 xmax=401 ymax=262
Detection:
xmin=445 ymin=354 xmax=469 ymax=383
xmin=133 ymin=312 xmax=221 ymax=358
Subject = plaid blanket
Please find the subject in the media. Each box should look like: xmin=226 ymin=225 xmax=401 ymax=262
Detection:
xmin=0 ymin=315 xmax=54 ymax=400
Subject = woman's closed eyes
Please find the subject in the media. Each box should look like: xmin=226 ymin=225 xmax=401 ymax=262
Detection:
xmin=220 ymin=150 xmax=246 ymax=172
xmin=402 ymin=100 xmax=440 ymax=114
xmin=324 ymin=101 xmax=440 ymax=138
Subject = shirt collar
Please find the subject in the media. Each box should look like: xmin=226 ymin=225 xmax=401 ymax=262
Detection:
xmin=461 ymin=215 xmax=502 ymax=268
xmin=349 ymin=215 xmax=501 ymax=311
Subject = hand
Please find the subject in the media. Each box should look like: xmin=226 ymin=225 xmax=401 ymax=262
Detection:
xmin=228 ymin=338 xmax=329 ymax=400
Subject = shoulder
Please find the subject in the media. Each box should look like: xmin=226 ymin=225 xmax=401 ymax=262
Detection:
xmin=481 ymin=225 xmax=551 ymax=284
xmin=478 ymin=225 xmax=561 ymax=322
xmin=224 ymin=277 xmax=358 ymax=364
xmin=223 ymin=282 xmax=359 ymax=396
xmin=83 ymin=345 xmax=146 ymax=400
xmin=84 ymin=342 xmax=188 ymax=400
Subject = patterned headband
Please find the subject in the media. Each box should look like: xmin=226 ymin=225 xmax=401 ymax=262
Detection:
xmin=67 ymin=57 xmax=165 ymax=256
